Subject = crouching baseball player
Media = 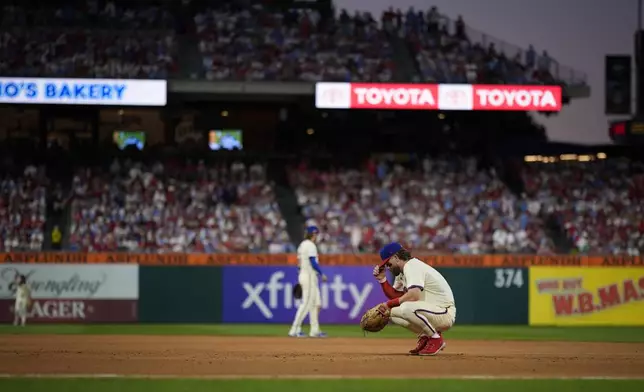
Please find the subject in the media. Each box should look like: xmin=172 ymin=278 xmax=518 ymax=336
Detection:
xmin=373 ymin=242 xmax=456 ymax=356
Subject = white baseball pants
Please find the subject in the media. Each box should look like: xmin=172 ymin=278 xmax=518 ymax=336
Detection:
xmin=289 ymin=272 xmax=322 ymax=335
xmin=390 ymin=301 xmax=456 ymax=336
xmin=14 ymin=299 xmax=28 ymax=326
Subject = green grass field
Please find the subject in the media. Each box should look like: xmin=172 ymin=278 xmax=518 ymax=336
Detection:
xmin=1 ymin=324 xmax=644 ymax=343
xmin=2 ymin=325 xmax=643 ymax=391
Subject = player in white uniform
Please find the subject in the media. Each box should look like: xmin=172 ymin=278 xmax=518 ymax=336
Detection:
xmin=288 ymin=226 xmax=328 ymax=338
xmin=13 ymin=275 xmax=32 ymax=327
xmin=373 ymin=242 xmax=456 ymax=356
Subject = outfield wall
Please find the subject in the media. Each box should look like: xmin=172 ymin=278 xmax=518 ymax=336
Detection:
xmin=0 ymin=254 xmax=642 ymax=326
xmin=0 ymin=264 xmax=138 ymax=323
xmin=219 ymin=266 xmax=528 ymax=324
xmin=138 ymin=266 xmax=222 ymax=323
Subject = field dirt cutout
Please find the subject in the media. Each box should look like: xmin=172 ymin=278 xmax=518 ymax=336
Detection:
xmin=1 ymin=335 xmax=644 ymax=378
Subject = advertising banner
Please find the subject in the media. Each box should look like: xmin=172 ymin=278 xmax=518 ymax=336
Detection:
xmin=0 ymin=77 xmax=167 ymax=106
xmin=0 ymin=264 xmax=138 ymax=299
xmin=221 ymin=266 xmax=529 ymax=325
xmin=529 ymin=267 xmax=644 ymax=326
xmin=0 ymin=299 xmax=137 ymax=323
xmin=222 ymin=266 xmax=383 ymax=323
xmin=2 ymin=252 xmax=641 ymax=267
xmin=315 ymin=82 xmax=562 ymax=112
xmin=0 ymin=264 xmax=139 ymax=323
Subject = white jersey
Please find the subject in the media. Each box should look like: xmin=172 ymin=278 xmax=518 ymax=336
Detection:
xmin=398 ymin=258 xmax=455 ymax=308
xmin=15 ymin=284 xmax=31 ymax=304
xmin=296 ymin=239 xmax=319 ymax=275
xmin=393 ymin=274 xmax=406 ymax=291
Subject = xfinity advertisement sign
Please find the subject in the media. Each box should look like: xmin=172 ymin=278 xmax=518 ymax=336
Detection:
xmin=222 ymin=266 xmax=382 ymax=323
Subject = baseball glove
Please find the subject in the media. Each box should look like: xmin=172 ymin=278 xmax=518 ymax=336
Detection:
xmin=292 ymin=283 xmax=303 ymax=300
xmin=360 ymin=304 xmax=390 ymax=333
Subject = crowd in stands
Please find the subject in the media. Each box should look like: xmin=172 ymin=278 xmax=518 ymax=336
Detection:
xmin=68 ymin=159 xmax=293 ymax=253
xmin=398 ymin=7 xmax=557 ymax=85
xmin=522 ymin=159 xmax=644 ymax=255
xmin=0 ymin=163 xmax=47 ymax=251
xmin=194 ymin=3 xmax=565 ymax=84
xmin=291 ymin=156 xmax=644 ymax=256
xmin=289 ymin=157 xmax=554 ymax=255
xmin=0 ymin=0 xmax=578 ymax=85
xmin=195 ymin=4 xmax=394 ymax=82
xmin=2 ymin=152 xmax=643 ymax=256
xmin=0 ymin=0 xmax=177 ymax=79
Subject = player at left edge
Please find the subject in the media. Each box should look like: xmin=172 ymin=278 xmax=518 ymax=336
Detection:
xmin=14 ymin=274 xmax=32 ymax=327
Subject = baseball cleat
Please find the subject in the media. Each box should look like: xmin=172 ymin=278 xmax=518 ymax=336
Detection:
xmin=409 ymin=336 xmax=429 ymax=355
xmin=309 ymin=332 xmax=328 ymax=338
xmin=288 ymin=332 xmax=306 ymax=337
xmin=418 ymin=336 xmax=446 ymax=356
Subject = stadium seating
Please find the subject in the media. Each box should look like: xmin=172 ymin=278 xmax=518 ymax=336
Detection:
xmin=401 ymin=8 xmax=560 ymax=85
xmin=0 ymin=1 xmax=177 ymax=79
xmin=0 ymin=163 xmax=47 ymax=251
xmin=194 ymin=3 xmax=395 ymax=82
xmin=68 ymin=159 xmax=293 ymax=253
xmin=289 ymin=157 xmax=554 ymax=255
xmin=522 ymin=159 xmax=644 ymax=255
xmin=0 ymin=1 xmax=584 ymax=85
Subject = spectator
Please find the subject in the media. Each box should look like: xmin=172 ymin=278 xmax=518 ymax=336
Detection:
xmin=51 ymin=225 xmax=62 ymax=250
xmin=455 ymin=15 xmax=466 ymax=40
xmin=526 ymin=44 xmax=536 ymax=69
xmin=538 ymin=50 xmax=551 ymax=73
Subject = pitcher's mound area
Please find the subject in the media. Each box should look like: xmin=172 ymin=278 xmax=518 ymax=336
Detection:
xmin=1 ymin=335 xmax=643 ymax=379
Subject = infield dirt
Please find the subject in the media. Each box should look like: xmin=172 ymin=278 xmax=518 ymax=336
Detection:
xmin=1 ymin=335 xmax=643 ymax=378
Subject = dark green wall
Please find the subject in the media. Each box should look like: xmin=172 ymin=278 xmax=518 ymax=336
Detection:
xmin=137 ymin=266 xmax=527 ymax=324
xmin=138 ymin=266 xmax=222 ymax=323
xmin=438 ymin=267 xmax=529 ymax=324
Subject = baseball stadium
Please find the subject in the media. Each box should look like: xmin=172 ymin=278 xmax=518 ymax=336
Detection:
xmin=1 ymin=0 xmax=644 ymax=391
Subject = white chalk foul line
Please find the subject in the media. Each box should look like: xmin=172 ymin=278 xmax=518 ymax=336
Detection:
xmin=0 ymin=374 xmax=643 ymax=381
